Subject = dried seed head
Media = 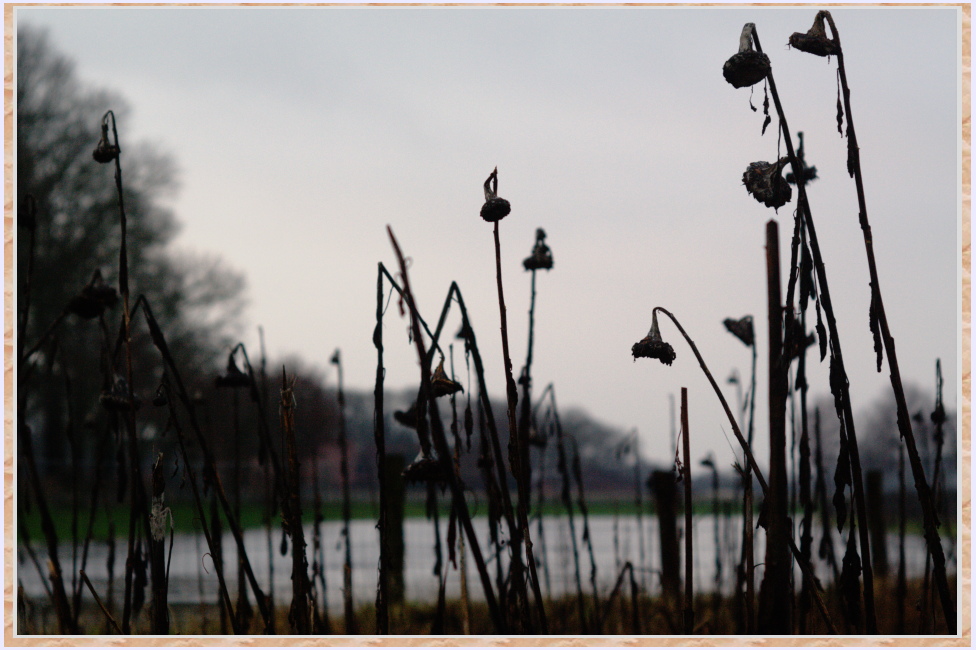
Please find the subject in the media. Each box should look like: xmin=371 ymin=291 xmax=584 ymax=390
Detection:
xmin=743 ymin=158 xmax=793 ymax=209
xmin=431 ymin=359 xmax=463 ymax=398
xmin=68 ymin=270 xmax=118 ymax=319
xmin=480 ymin=167 xmax=511 ymax=222
xmin=523 ymin=227 xmax=554 ymax=271
xmin=723 ymin=24 xmax=770 ymax=89
xmin=789 ymin=12 xmax=841 ymax=58
xmin=723 ymin=315 xmax=755 ymax=348
xmin=215 ymin=351 xmax=251 ymax=388
xmin=632 ymin=312 xmax=676 ymax=365
xmin=92 ymin=123 xmax=119 ymax=164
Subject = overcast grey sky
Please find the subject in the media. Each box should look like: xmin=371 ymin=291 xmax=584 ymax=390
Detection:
xmin=13 ymin=3 xmax=962 ymax=472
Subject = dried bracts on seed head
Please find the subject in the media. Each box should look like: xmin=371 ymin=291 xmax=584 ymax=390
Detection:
xmin=68 ymin=270 xmax=118 ymax=319
xmin=523 ymin=227 xmax=554 ymax=271
xmin=723 ymin=23 xmax=771 ymax=89
xmin=743 ymin=158 xmax=793 ymax=209
xmin=789 ymin=12 xmax=840 ymax=58
xmin=92 ymin=123 xmax=120 ymax=163
xmin=632 ymin=312 xmax=676 ymax=365
xmin=431 ymin=359 xmax=463 ymax=398
xmin=723 ymin=315 xmax=755 ymax=348
xmin=480 ymin=166 xmax=511 ymax=222
xmin=215 ymin=351 xmax=251 ymax=388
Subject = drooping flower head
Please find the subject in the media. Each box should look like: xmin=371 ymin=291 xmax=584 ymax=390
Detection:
xmin=523 ymin=227 xmax=554 ymax=271
xmin=68 ymin=270 xmax=119 ymax=319
xmin=92 ymin=121 xmax=119 ymax=164
xmin=723 ymin=23 xmax=771 ymax=89
xmin=743 ymin=158 xmax=793 ymax=209
xmin=215 ymin=350 xmax=252 ymax=388
xmin=480 ymin=167 xmax=511 ymax=222
xmin=632 ymin=311 xmax=676 ymax=365
xmin=789 ymin=12 xmax=841 ymax=58
xmin=431 ymin=359 xmax=463 ymax=398
xmin=723 ymin=315 xmax=755 ymax=348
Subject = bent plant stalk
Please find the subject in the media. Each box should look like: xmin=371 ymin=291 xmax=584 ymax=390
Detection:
xmin=639 ymin=307 xmax=836 ymax=633
xmin=489 ymin=219 xmax=548 ymax=633
xmin=386 ymin=227 xmax=505 ymax=632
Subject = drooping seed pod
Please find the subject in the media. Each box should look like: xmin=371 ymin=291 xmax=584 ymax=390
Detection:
xmin=723 ymin=23 xmax=771 ymax=89
xmin=723 ymin=315 xmax=755 ymax=348
xmin=68 ymin=270 xmax=119 ymax=319
xmin=743 ymin=158 xmax=793 ymax=209
xmin=92 ymin=123 xmax=120 ymax=164
xmin=632 ymin=311 xmax=676 ymax=365
xmin=480 ymin=167 xmax=511 ymax=222
xmin=789 ymin=12 xmax=841 ymax=58
xmin=431 ymin=359 xmax=463 ymax=398
xmin=215 ymin=351 xmax=251 ymax=388
xmin=523 ymin=227 xmax=554 ymax=271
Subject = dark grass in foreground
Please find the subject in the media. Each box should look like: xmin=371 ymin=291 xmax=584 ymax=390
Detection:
xmin=18 ymin=575 xmax=956 ymax=636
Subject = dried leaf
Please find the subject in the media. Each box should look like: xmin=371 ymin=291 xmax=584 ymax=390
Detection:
xmin=799 ymin=242 xmax=815 ymax=312
xmin=840 ymin=529 xmax=863 ymax=629
xmin=816 ymin=298 xmax=828 ymax=362
xmin=846 ymin=127 xmax=857 ymax=178
xmin=869 ymin=286 xmax=883 ymax=372
xmin=833 ymin=424 xmax=851 ymax=533
xmin=761 ymin=83 xmax=772 ymax=135
xmin=836 ymin=73 xmax=844 ymax=135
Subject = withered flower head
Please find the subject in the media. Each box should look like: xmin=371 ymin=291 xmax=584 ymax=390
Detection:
xmin=394 ymin=401 xmax=419 ymax=430
xmin=743 ymin=158 xmax=793 ymax=209
xmin=330 ymin=349 xmax=341 ymax=366
xmin=92 ymin=123 xmax=120 ymax=164
xmin=632 ymin=311 xmax=676 ymax=365
xmin=480 ymin=167 xmax=511 ymax=222
xmin=789 ymin=12 xmax=841 ymax=58
xmin=215 ymin=351 xmax=251 ymax=389
xmin=68 ymin=270 xmax=119 ymax=319
xmin=431 ymin=359 xmax=463 ymax=398
xmin=723 ymin=315 xmax=755 ymax=348
xmin=523 ymin=227 xmax=554 ymax=271
xmin=402 ymin=456 xmax=449 ymax=486
xmin=723 ymin=23 xmax=771 ymax=89
xmin=100 ymin=374 xmax=141 ymax=412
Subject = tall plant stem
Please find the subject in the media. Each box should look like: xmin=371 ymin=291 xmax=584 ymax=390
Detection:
xmin=749 ymin=27 xmax=877 ymax=633
xmin=518 ymin=268 xmax=538 ymax=498
xmin=652 ymin=307 xmax=836 ymax=633
xmin=387 ymin=227 xmax=505 ymax=633
xmin=758 ymin=220 xmax=792 ymax=633
xmin=281 ymin=370 xmax=311 ymax=634
xmin=547 ymin=385 xmax=588 ymax=632
xmin=372 ymin=264 xmax=393 ymax=633
xmin=680 ymin=388 xmax=694 ymax=635
xmin=492 ymin=221 xmax=547 ymax=633
xmin=332 ymin=352 xmax=356 ymax=634
xmin=163 ymin=381 xmax=240 ymax=634
xmin=139 ymin=298 xmax=272 ymax=631
xmin=817 ymin=11 xmax=955 ymax=632
xmin=100 ymin=111 xmax=161 ymax=634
